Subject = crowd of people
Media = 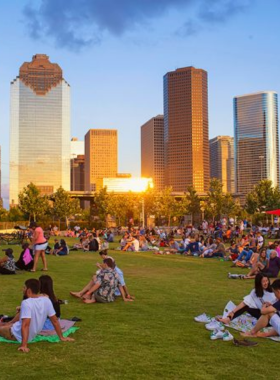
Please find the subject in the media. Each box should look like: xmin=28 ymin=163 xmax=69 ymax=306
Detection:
xmin=2 ymin=216 xmax=280 ymax=352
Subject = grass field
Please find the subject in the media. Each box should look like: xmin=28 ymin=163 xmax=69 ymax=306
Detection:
xmin=0 ymin=237 xmax=279 ymax=380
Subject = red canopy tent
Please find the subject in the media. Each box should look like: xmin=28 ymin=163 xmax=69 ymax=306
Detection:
xmin=266 ymin=210 xmax=280 ymax=216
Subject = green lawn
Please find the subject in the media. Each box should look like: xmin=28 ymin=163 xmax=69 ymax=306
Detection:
xmin=0 ymin=237 xmax=279 ymax=379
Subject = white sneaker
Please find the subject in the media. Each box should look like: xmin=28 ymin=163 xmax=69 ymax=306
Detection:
xmin=210 ymin=329 xmax=224 ymax=340
xmin=223 ymin=330 xmax=234 ymax=341
xmin=205 ymin=320 xmax=225 ymax=331
xmin=194 ymin=313 xmax=212 ymax=323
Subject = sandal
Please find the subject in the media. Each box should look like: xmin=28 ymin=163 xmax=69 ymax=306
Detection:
xmin=233 ymin=338 xmax=258 ymax=347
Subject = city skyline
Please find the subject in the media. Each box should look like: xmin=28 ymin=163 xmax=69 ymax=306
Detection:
xmin=1 ymin=1 xmax=280 ymax=206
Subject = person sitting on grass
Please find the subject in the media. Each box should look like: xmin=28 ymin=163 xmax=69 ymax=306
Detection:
xmin=163 ymin=238 xmax=180 ymax=254
xmin=200 ymin=238 xmax=217 ymax=258
xmin=218 ymin=273 xmax=276 ymax=324
xmin=50 ymin=239 xmax=61 ymax=255
xmin=0 ymin=275 xmax=62 ymax=329
xmin=185 ymin=236 xmax=201 ymax=256
xmin=70 ymin=258 xmax=132 ymax=304
xmin=225 ymin=241 xmax=239 ymax=261
xmin=203 ymin=237 xmax=226 ymax=258
xmin=0 ymin=248 xmax=16 ymax=275
xmin=0 ymin=279 xmax=74 ymax=352
xmin=56 ymin=239 xmax=69 ymax=256
xmin=243 ymin=250 xmax=280 ymax=279
xmin=242 ymin=249 xmax=268 ymax=279
xmin=39 ymin=275 xmax=62 ymax=330
xmin=15 ymin=243 xmax=34 ymax=271
xmin=98 ymin=251 xmax=134 ymax=300
xmin=241 ymin=279 xmax=280 ymax=338
xmin=123 ymin=235 xmax=140 ymax=252
xmin=232 ymin=246 xmax=255 ymax=266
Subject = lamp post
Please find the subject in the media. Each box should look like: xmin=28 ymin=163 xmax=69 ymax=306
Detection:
xmin=141 ymin=198 xmax=145 ymax=228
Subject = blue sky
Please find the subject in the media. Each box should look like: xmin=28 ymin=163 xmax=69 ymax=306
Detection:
xmin=0 ymin=0 xmax=280 ymax=206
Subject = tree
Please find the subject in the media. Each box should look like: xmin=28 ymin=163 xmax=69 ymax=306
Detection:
xmin=245 ymin=180 xmax=280 ymax=215
xmin=7 ymin=206 xmax=27 ymax=222
xmin=0 ymin=204 xmax=8 ymax=221
xmin=157 ymin=187 xmax=179 ymax=226
xmin=51 ymin=187 xmax=81 ymax=226
xmin=185 ymin=186 xmax=201 ymax=222
xmin=205 ymin=178 xmax=224 ymax=221
xmin=221 ymin=193 xmax=240 ymax=217
xmin=18 ymin=183 xmax=49 ymax=222
xmin=94 ymin=187 xmax=110 ymax=222
xmin=107 ymin=194 xmax=129 ymax=226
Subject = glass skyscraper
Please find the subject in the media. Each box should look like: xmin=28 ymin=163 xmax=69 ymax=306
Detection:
xmin=234 ymin=91 xmax=279 ymax=203
xmin=209 ymin=136 xmax=234 ymax=193
xmin=10 ymin=54 xmax=71 ymax=205
xmin=141 ymin=115 xmax=165 ymax=190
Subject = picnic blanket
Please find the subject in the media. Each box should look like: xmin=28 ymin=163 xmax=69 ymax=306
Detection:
xmin=222 ymin=301 xmax=280 ymax=343
xmin=0 ymin=319 xmax=79 ymax=344
xmin=39 ymin=319 xmax=75 ymax=336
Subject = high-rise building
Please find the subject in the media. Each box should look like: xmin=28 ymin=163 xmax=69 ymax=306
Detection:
xmin=71 ymin=137 xmax=84 ymax=158
xmin=84 ymin=129 xmax=118 ymax=191
xmin=10 ymin=54 xmax=70 ymax=205
xmin=234 ymin=91 xmax=279 ymax=203
xmin=141 ymin=115 xmax=165 ymax=190
xmin=164 ymin=66 xmax=209 ymax=193
xmin=209 ymin=136 xmax=234 ymax=193
xmin=71 ymin=155 xmax=85 ymax=191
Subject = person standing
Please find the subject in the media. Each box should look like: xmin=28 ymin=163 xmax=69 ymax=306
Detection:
xmin=30 ymin=222 xmax=48 ymax=272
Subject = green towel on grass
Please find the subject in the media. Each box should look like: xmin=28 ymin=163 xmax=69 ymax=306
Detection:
xmin=0 ymin=326 xmax=79 ymax=344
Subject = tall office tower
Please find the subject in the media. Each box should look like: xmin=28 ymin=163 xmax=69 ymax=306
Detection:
xmin=10 ymin=54 xmax=71 ymax=205
xmin=84 ymin=129 xmax=118 ymax=191
xmin=141 ymin=115 xmax=165 ymax=190
xmin=70 ymin=137 xmax=84 ymax=158
xmin=234 ymin=91 xmax=279 ymax=203
xmin=71 ymin=155 xmax=85 ymax=191
xmin=209 ymin=136 xmax=234 ymax=193
xmin=164 ymin=66 xmax=209 ymax=193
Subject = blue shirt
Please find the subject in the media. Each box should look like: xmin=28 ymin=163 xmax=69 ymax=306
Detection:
xmin=114 ymin=266 xmax=125 ymax=296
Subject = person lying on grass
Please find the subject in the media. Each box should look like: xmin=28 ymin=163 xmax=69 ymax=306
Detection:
xmin=241 ymin=279 xmax=280 ymax=338
xmin=218 ymin=274 xmax=276 ymax=324
xmin=70 ymin=257 xmax=133 ymax=303
xmin=0 ymin=279 xmax=74 ymax=353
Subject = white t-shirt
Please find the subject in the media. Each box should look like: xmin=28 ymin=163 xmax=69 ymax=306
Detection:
xmin=132 ymin=238 xmax=139 ymax=252
xmin=243 ymin=289 xmax=277 ymax=309
xmin=12 ymin=297 xmax=55 ymax=342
